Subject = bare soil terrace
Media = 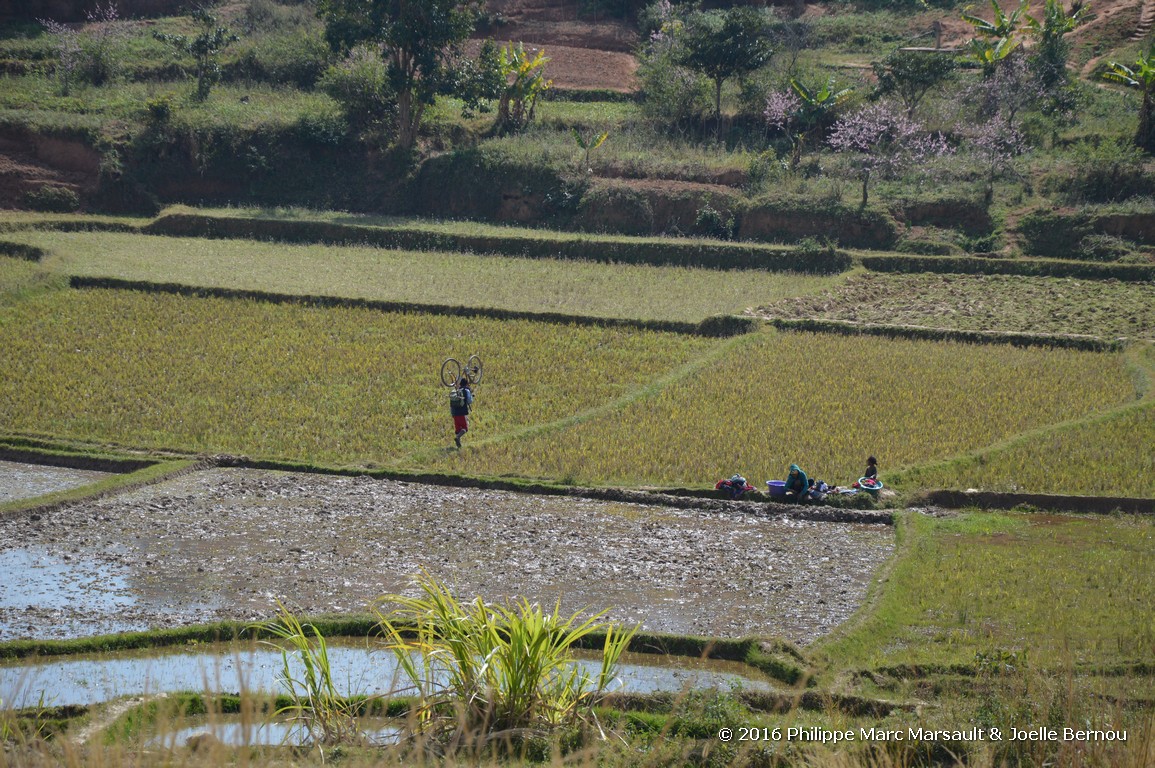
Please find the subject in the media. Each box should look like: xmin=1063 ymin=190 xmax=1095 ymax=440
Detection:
xmin=0 ymin=468 xmax=894 ymax=644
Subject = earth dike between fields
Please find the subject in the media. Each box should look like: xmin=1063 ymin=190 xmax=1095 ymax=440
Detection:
xmin=1 ymin=468 xmax=894 ymax=644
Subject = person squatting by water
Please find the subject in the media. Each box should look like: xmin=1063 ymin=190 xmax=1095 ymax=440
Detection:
xmin=784 ymin=463 xmax=811 ymax=502
xmin=450 ymin=377 xmax=473 ymax=448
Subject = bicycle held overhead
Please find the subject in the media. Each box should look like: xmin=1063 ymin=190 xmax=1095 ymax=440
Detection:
xmin=440 ymin=354 xmax=483 ymax=388
xmin=442 ymin=354 xmax=482 ymax=448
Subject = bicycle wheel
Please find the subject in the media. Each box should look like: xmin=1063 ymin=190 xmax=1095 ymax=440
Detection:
xmin=466 ymin=354 xmax=483 ymax=384
xmin=440 ymin=358 xmax=462 ymax=388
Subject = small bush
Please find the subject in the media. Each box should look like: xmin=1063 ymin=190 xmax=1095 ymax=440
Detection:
xmin=318 ymin=45 xmax=394 ymax=133
xmin=960 ymin=233 xmax=1002 ymax=254
xmin=1078 ymin=234 xmax=1135 ymax=262
xmin=22 ymin=185 xmax=80 ymax=212
xmin=636 ymin=45 xmax=711 ymax=131
xmin=897 ymin=238 xmax=960 ymax=256
xmin=693 ymin=200 xmax=734 ymax=239
xmin=577 ymin=184 xmax=654 ymax=235
xmin=144 ymin=93 xmax=175 ymax=125
xmin=1044 ymin=140 xmax=1155 ymax=204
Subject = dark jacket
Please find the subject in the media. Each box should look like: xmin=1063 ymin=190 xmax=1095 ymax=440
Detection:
xmin=450 ymin=385 xmax=473 ymax=417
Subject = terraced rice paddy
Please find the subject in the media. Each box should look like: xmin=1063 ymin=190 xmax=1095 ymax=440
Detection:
xmin=0 ymin=285 xmax=1141 ymax=492
xmin=429 ymin=330 xmax=1139 ymax=489
xmin=0 ymin=467 xmax=895 ymax=643
xmin=0 ymin=288 xmax=714 ymax=464
xmin=755 ymin=272 xmax=1155 ymax=341
xmin=2 ymin=230 xmax=838 ymax=323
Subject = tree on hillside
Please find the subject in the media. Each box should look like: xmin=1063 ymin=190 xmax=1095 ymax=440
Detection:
xmin=1025 ymin=0 xmax=1089 ymax=91
xmin=154 ymin=8 xmax=238 ymax=101
xmin=827 ymin=102 xmax=951 ymax=207
xmin=316 ymin=0 xmax=482 ymax=150
xmin=40 ymin=2 xmax=129 ymax=95
xmin=872 ymin=49 xmax=956 ymax=118
xmin=676 ymin=5 xmax=774 ymax=124
xmin=1104 ymin=47 xmax=1155 ymax=153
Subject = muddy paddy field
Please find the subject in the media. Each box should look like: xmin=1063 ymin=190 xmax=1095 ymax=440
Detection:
xmin=0 ymin=467 xmax=894 ymax=644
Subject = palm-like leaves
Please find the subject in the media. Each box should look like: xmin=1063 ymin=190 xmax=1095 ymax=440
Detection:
xmin=374 ymin=570 xmax=637 ymax=745
xmin=1103 ymin=49 xmax=1155 ymax=89
xmin=962 ymin=0 xmax=1032 ymax=39
xmin=790 ymin=76 xmax=854 ymax=118
xmin=1104 ymin=47 xmax=1155 ymax=151
xmin=961 ymin=0 xmax=1032 ymax=71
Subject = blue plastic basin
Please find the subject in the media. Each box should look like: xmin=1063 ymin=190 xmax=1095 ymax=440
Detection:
xmin=766 ymin=480 xmax=786 ymax=498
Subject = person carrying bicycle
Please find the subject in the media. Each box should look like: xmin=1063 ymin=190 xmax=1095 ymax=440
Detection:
xmin=450 ymin=376 xmax=474 ymax=448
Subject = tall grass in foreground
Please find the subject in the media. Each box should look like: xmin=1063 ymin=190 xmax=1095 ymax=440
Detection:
xmin=257 ymin=603 xmax=364 ymax=748
xmin=373 ymin=572 xmax=636 ymax=753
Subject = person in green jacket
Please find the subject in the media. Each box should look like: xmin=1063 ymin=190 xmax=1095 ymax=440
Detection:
xmin=784 ymin=463 xmax=811 ymax=502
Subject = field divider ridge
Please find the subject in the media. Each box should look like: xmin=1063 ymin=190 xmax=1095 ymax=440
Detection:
xmin=768 ymin=317 xmax=1126 ymax=351
xmin=888 ymin=397 xmax=1155 ymax=494
xmin=401 ymin=330 xmax=762 ymax=464
xmin=862 ymin=253 xmax=1155 ymax=282
xmin=141 ymin=212 xmax=853 ymax=274
xmin=0 ymin=458 xmax=208 ymax=521
xmin=203 ymin=452 xmax=892 ymax=524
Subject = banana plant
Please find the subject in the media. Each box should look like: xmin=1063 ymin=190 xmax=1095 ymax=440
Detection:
xmin=961 ymin=0 xmax=1032 ymax=73
xmin=962 ymin=0 xmax=1032 ymax=40
xmin=496 ymin=42 xmax=552 ymax=132
xmin=572 ymin=127 xmax=609 ymax=172
xmin=786 ymin=75 xmax=854 ymax=167
xmin=1104 ymin=47 xmax=1155 ymax=152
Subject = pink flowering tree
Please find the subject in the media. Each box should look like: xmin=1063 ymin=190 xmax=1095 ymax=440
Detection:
xmin=764 ymin=87 xmax=803 ymax=165
xmin=765 ymin=76 xmax=852 ymax=168
xmin=827 ymin=101 xmax=952 ymax=207
xmin=966 ymin=112 xmax=1029 ymax=202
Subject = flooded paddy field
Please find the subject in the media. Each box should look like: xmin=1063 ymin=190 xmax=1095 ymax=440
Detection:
xmin=0 ymin=459 xmax=114 ymax=503
xmin=0 ymin=642 xmax=773 ymax=708
xmin=0 ymin=468 xmax=894 ymax=643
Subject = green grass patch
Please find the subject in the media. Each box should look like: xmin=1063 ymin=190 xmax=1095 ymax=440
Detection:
xmin=4 ymin=229 xmax=841 ymax=323
xmin=0 ymin=288 xmax=716 ymax=466
xmin=818 ymin=510 xmax=1155 ymax=670
xmin=424 ymin=328 xmax=1137 ymax=489
xmin=756 ymin=272 xmax=1155 ymax=342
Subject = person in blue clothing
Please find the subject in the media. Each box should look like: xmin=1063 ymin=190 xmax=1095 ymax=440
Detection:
xmin=784 ymin=463 xmax=811 ymax=502
xmin=450 ymin=377 xmax=474 ymax=448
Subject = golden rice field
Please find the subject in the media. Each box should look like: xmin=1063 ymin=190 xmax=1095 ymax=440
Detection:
xmin=0 ymin=282 xmax=1145 ymax=493
xmin=0 ymin=288 xmax=714 ymax=464
xmin=3 ymin=230 xmax=837 ymax=323
xmin=899 ymin=402 xmax=1155 ymax=497
xmin=428 ymin=330 xmax=1139 ymax=488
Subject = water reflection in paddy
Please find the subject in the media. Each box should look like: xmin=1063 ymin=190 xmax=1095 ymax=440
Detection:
xmin=0 ymin=460 xmax=113 ymax=503
xmin=0 ymin=642 xmax=773 ymax=708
